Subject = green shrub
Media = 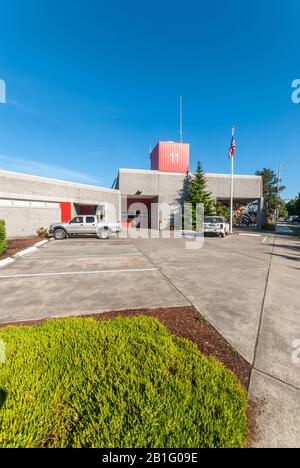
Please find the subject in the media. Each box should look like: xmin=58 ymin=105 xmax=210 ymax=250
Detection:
xmin=0 ymin=316 xmax=247 ymax=448
xmin=0 ymin=220 xmax=7 ymax=256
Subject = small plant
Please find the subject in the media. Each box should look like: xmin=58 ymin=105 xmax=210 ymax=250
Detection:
xmin=0 ymin=316 xmax=248 ymax=448
xmin=0 ymin=220 xmax=7 ymax=256
xmin=36 ymin=227 xmax=48 ymax=238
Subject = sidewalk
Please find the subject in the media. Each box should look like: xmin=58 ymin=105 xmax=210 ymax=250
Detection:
xmin=249 ymin=233 xmax=300 ymax=447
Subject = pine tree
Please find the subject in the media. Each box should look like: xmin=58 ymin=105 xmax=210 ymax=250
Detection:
xmin=187 ymin=161 xmax=215 ymax=214
xmin=255 ymin=168 xmax=285 ymax=218
xmin=184 ymin=161 xmax=216 ymax=229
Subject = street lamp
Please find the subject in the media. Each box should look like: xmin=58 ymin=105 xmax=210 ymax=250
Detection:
xmin=275 ymin=160 xmax=300 ymax=226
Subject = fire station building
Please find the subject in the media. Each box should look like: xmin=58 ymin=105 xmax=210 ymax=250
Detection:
xmin=0 ymin=141 xmax=264 ymax=237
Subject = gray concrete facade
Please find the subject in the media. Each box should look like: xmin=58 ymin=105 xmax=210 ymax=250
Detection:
xmin=117 ymin=168 xmax=263 ymax=201
xmin=0 ymin=170 xmax=120 ymax=238
xmin=117 ymin=168 xmax=264 ymax=229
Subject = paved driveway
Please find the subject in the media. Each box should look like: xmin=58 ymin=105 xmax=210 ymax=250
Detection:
xmin=0 ymin=232 xmax=299 ymax=447
xmin=0 ymin=238 xmax=188 ymax=323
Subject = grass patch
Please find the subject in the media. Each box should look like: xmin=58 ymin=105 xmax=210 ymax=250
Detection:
xmin=0 ymin=316 xmax=247 ymax=448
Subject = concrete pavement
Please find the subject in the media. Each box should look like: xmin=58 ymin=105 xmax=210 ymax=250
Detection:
xmin=0 ymin=239 xmax=188 ymax=323
xmin=134 ymin=232 xmax=300 ymax=447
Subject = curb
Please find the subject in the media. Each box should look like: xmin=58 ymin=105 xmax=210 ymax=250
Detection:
xmin=13 ymin=246 xmax=38 ymax=258
xmin=0 ymin=257 xmax=15 ymax=268
xmin=34 ymin=240 xmax=49 ymax=248
xmin=0 ymin=238 xmax=50 ymax=268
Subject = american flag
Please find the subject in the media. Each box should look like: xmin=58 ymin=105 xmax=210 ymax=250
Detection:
xmin=228 ymin=132 xmax=236 ymax=159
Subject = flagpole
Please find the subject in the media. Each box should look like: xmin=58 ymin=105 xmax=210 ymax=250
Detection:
xmin=230 ymin=126 xmax=235 ymax=234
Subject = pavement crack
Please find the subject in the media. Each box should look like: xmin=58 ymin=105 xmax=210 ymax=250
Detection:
xmin=252 ymin=367 xmax=300 ymax=392
xmin=134 ymin=246 xmax=192 ymax=307
xmin=252 ymin=236 xmax=276 ymax=368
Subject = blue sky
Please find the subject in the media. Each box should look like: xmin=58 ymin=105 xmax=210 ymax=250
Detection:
xmin=0 ymin=0 xmax=299 ymax=198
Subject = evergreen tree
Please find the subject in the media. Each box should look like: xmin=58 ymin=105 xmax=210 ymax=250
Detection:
xmin=187 ymin=161 xmax=215 ymax=213
xmin=255 ymin=168 xmax=285 ymax=219
xmin=215 ymin=201 xmax=230 ymax=220
xmin=184 ymin=161 xmax=215 ymax=229
xmin=286 ymin=194 xmax=300 ymax=217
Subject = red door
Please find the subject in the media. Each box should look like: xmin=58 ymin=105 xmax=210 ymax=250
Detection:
xmin=60 ymin=202 xmax=71 ymax=222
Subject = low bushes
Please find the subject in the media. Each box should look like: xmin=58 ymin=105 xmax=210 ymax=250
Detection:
xmin=0 ymin=220 xmax=7 ymax=256
xmin=36 ymin=227 xmax=48 ymax=238
xmin=0 ymin=316 xmax=248 ymax=448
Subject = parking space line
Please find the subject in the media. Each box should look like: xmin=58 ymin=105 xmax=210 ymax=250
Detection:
xmin=239 ymin=233 xmax=262 ymax=237
xmin=0 ymin=268 xmax=157 ymax=279
xmin=262 ymin=236 xmax=268 ymax=243
xmin=19 ymin=253 xmax=142 ymax=260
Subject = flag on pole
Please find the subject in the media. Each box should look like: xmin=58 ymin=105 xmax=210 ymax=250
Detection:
xmin=228 ymin=127 xmax=236 ymax=159
xmin=229 ymin=126 xmax=235 ymax=234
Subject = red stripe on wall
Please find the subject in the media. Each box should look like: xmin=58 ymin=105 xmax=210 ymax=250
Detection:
xmin=60 ymin=202 xmax=71 ymax=222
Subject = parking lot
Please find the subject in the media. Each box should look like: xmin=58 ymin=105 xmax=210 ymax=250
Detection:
xmin=0 ymin=231 xmax=299 ymax=447
xmin=0 ymin=237 xmax=189 ymax=323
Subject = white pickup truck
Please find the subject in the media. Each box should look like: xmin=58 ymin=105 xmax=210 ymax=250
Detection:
xmin=203 ymin=216 xmax=230 ymax=238
xmin=49 ymin=215 xmax=121 ymax=240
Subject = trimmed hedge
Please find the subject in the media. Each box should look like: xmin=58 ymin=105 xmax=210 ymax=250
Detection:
xmin=0 ymin=220 xmax=6 ymax=256
xmin=0 ymin=316 xmax=247 ymax=448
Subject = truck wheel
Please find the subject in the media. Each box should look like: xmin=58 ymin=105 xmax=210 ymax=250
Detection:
xmin=54 ymin=229 xmax=66 ymax=240
xmin=97 ymin=228 xmax=111 ymax=240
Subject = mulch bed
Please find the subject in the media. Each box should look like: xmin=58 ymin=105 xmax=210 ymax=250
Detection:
xmin=0 ymin=305 xmax=259 ymax=445
xmin=0 ymin=237 xmax=40 ymax=260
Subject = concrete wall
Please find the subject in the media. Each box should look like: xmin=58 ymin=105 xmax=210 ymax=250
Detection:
xmin=206 ymin=173 xmax=263 ymax=200
xmin=118 ymin=168 xmax=264 ymax=229
xmin=117 ymin=169 xmax=263 ymax=202
xmin=0 ymin=201 xmax=61 ymax=238
xmin=0 ymin=170 xmax=120 ymax=206
xmin=0 ymin=170 xmax=121 ymax=238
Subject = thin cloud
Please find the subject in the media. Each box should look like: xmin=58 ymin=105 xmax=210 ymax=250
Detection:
xmin=7 ymin=99 xmax=33 ymax=114
xmin=0 ymin=154 xmax=101 ymax=186
xmin=7 ymin=98 xmax=65 ymax=128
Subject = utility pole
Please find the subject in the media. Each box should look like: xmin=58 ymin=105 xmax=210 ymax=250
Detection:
xmin=275 ymin=164 xmax=282 ymax=227
xmin=229 ymin=126 xmax=235 ymax=234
